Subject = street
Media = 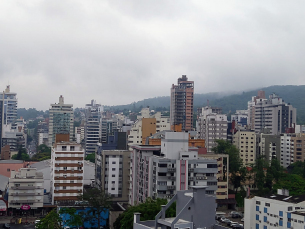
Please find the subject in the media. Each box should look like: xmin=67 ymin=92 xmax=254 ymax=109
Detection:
xmin=0 ymin=224 xmax=34 ymax=229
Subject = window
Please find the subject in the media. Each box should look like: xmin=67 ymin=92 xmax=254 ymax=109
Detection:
xmin=265 ymin=203 xmax=270 ymax=207
xmin=63 ymin=186 xmax=66 ymax=190
xmin=264 ymin=207 xmax=267 ymax=213
xmin=256 ymin=223 xmax=259 ymax=229
xmin=279 ymin=220 xmax=283 ymax=226
xmin=64 ymin=167 xmax=67 ymax=171
xmin=256 ymin=214 xmax=259 ymax=220
xmin=112 ymin=168 xmax=116 ymax=171
xmin=70 ymin=181 xmax=74 ymax=183
xmin=112 ymin=175 xmax=115 ymax=177
xmin=112 ymin=161 xmax=116 ymax=164
xmin=263 ymin=226 xmax=267 ymax=229
xmin=279 ymin=211 xmax=283 ymax=217
xmin=112 ymin=181 xmax=115 ymax=184
xmin=264 ymin=216 xmax=267 ymax=222
xmin=7 ymin=169 xmax=10 ymax=172
xmin=62 ymin=146 xmax=67 ymax=151
xmin=256 ymin=206 xmax=260 ymax=211
xmin=288 ymin=207 xmax=293 ymax=211
xmin=111 ymin=188 xmax=115 ymax=190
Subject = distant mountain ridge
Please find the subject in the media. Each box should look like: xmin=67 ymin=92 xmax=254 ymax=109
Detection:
xmin=107 ymin=85 xmax=305 ymax=124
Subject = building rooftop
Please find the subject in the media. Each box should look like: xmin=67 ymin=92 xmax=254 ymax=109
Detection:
xmin=263 ymin=194 xmax=305 ymax=204
xmin=292 ymin=211 xmax=305 ymax=216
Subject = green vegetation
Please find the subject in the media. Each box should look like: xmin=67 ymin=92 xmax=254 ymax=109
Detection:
xmin=113 ymin=198 xmax=176 ymax=229
xmin=17 ymin=108 xmax=47 ymax=120
xmin=31 ymin=144 xmax=51 ymax=161
xmin=35 ymin=209 xmax=62 ymax=229
xmin=12 ymin=146 xmax=30 ymax=161
xmin=85 ymin=153 xmax=95 ymax=163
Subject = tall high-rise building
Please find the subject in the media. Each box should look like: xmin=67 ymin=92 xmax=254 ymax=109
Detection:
xmin=196 ymin=107 xmax=227 ymax=153
xmin=84 ymin=100 xmax=102 ymax=155
xmin=0 ymin=85 xmax=17 ymax=125
xmin=50 ymin=136 xmax=84 ymax=205
xmin=170 ymin=75 xmax=194 ymax=131
xmin=254 ymin=93 xmax=296 ymax=135
xmin=48 ymin=96 xmax=74 ymax=147
xmin=247 ymin=90 xmax=266 ymax=130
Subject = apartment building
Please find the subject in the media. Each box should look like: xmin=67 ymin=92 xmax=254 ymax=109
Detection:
xmin=280 ymin=134 xmax=294 ymax=168
xmin=231 ymin=110 xmax=248 ymax=127
xmin=0 ymin=85 xmax=18 ymax=125
xmin=197 ymin=106 xmax=227 ymax=152
xmin=254 ymin=93 xmax=296 ymax=135
xmin=233 ymin=130 xmax=256 ymax=165
xmin=8 ymin=168 xmax=44 ymax=214
xmin=128 ymin=108 xmax=170 ymax=150
xmin=170 ymin=75 xmax=194 ymax=131
xmin=244 ymin=190 xmax=305 ymax=229
xmin=257 ymin=132 xmax=281 ymax=163
xmin=48 ymin=95 xmax=74 ymax=147
xmin=101 ymin=118 xmax=118 ymax=144
xmin=95 ymin=146 xmax=131 ymax=202
xmin=247 ymin=90 xmax=266 ymax=130
xmin=75 ymin=126 xmax=85 ymax=144
xmin=291 ymin=133 xmax=305 ymax=162
xmin=38 ymin=133 xmax=48 ymax=146
xmin=50 ymin=139 xmax=84 ymax=205
xmin=129 ymin=132 xmax=218 ymax=206
xmin=84 ymin=100 xmax=102 ymax=155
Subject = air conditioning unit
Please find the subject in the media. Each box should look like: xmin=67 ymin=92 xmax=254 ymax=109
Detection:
xmin=259 ymin=211 xmax=261 ymax=213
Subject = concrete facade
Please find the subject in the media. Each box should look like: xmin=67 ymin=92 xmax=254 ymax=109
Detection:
xmin=50 ymin=141 xmax=84 ymax=205
xmin=233 ymin=130 xmax=256 ymax=165
xmin=129 ymin=132 xmax=218 ymax=206
xmin=244 ymin=193 xmax=305 ymax=229
xmin=8 ymin=168 xmax=44 ymax=209
xmin=95 ymin=147 xmax=131 ymax=202
xmin=170 ymin=75 xmax=194 ymax=131
xmin=134 ymin=186 xmax=224 ymax=229
xmin=254 ymin=93 xmax=296 ymax=135
xmin=197 ymin=107 xmax=227 ymax=153
xmin=256 ymin=132 xmax=281 ymax=163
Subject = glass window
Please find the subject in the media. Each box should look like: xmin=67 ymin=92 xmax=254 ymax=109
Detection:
xmin=256 ymin=206 xmax=260 ymax=211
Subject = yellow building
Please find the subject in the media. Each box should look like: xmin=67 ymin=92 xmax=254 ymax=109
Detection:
xmin=233 ymin=130 xmax=256 ymax=165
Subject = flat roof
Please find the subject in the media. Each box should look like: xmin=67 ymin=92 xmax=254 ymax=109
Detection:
xmin=263 ymin=194 xmax=305 ymax=204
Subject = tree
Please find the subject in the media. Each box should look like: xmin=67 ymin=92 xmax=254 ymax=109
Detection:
xmin=113 ymin=198 xmax=176 ymax=229
xmin=253 ymin=156 xmax=268 ymax=196
xmin=85 ymin=153 xmax=95 ymax=163
xmin=59 ymin=208 xmax=83 ymax=228
xmin=36 ymin=209 xmax=62 ymax=229
xmin=273 ymin=173 xmax=305 ymax=196
xmin=80 ymin=188 xmax=112 ymax=229
xmin=12 ymin=146 xmax=30 ymax=161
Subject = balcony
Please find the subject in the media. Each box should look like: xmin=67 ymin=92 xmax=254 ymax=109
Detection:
xmin=10 ymin=199 xmax=41 ymax=203
xmin=188 ymin=177 xmax=194 ymax=181
xmin=10 ymin=193 xmax=41 ymax=196
xmin=167 ymin=176 xmax=176 ymax=180
xmin=168 ymin=168 xmax=176 ymax=172
xmin=188 ymin=168 xmax=194 ymax=172
xmin=11 ymin=186 xmax=43 ymax=190
xmin=167 ymin=186 xmax=175 ymax=190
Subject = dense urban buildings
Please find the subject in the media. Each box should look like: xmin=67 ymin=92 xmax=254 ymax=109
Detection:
xmin=170 ymin=75 xmax=194 ymax=131
xmin=48 ymin=95 xmax=74 ymax=147
xmin=50 ymin=135 xmax=84 ymax=205
xmin=129 ymin=132 xmax=218 ymax=205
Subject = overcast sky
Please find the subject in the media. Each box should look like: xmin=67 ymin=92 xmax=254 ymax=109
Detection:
xmin=1 ymin=0 xmax=305 ymax=110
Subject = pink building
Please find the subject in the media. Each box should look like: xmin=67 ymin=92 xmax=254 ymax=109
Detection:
xmin=0 ymin=160 xmax=37 ymax=178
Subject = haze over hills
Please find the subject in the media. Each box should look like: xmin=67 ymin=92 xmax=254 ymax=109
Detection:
xmin=107 ymin=85 xmax=305 ymax=124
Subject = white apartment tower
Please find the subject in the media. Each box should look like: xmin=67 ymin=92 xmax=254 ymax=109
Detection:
xmin=197 ymin=107 xmax=227 ymax=153
xmin=254 ymin=93 xmax=296 ymax=135
xmin=0 ymin=85 xmax=18 ymax=125
xmin=8 ymin=168 xmax=44 ymax=211
xmin=48 ymin=96 xmax=74 ymax=147
xmin=84 ymin=100 xmax=102 ymax=155
xmin=50 ymin=139 xmax=84 ymax=205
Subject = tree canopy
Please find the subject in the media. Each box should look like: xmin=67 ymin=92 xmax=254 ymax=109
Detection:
xmin=85 ymin=153 xmax=95 ymax=163
xmin=36 ymin=209 xmax=62 ymax=229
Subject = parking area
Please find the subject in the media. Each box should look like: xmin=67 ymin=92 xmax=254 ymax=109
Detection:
xmin=216 ymin=211 xmax=244 ymax=228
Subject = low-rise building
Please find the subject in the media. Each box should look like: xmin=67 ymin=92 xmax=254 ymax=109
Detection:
xmin=8 ymin=168 xmax=44 ymax=215
xmin=244 ymin=190 xmax=305 ymax=229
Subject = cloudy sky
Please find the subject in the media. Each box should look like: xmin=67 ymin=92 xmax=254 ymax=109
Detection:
xmin=1 ymin=0 xmax=305 ymax=110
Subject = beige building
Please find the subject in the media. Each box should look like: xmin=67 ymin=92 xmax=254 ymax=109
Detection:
xmin=233 ymin=130 xmax=256 ymax=165
xmin=291 ymin=133 xmax=305 ymax=162
xmin=51 ymin=139 xmax=84 ymax=205
xmin=8 ymin=168 xmax=44 ymax=210
xmin=128 ymin=108 xmax=170 ymax=150
xmin=198 ymin=154 xmax=229 ymax=200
